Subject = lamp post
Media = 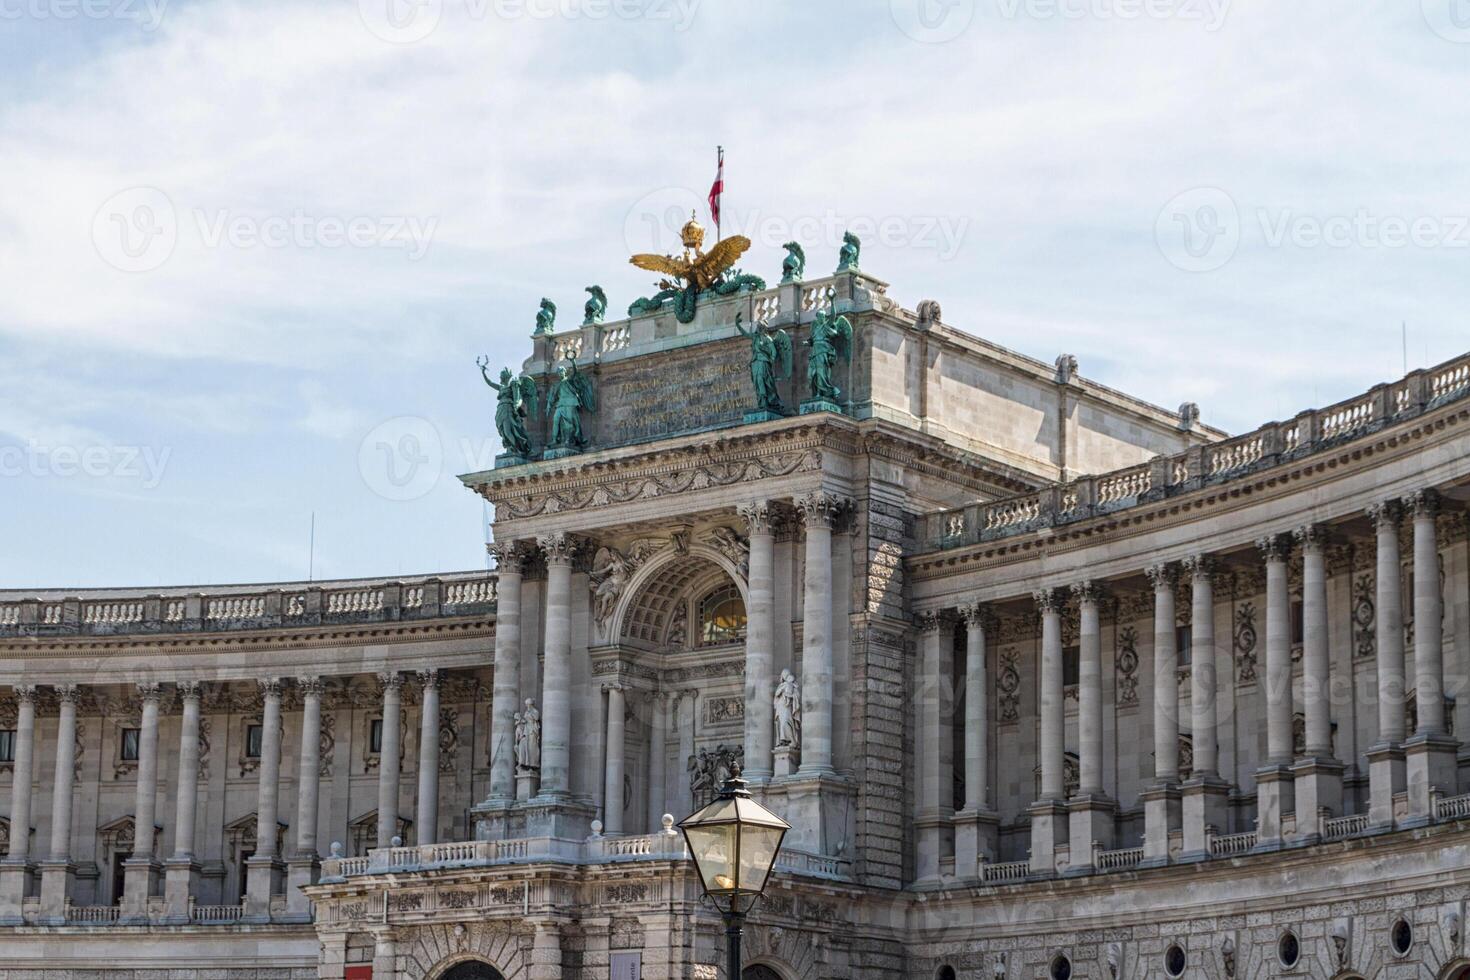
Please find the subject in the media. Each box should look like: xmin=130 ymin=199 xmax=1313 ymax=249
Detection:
xmin=678 ymin=764 xmax=790 ymax=980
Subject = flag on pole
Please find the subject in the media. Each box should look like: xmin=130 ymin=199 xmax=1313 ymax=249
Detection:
xmin=708 ymin=146 xmax=724 ymax=239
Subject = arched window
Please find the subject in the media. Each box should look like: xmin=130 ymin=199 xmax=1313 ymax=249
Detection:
xmin=698 ymin=584 xmax=746 ymax=646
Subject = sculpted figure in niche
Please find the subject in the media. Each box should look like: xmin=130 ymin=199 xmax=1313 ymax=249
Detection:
xmin=589 ymin=546 xmax=632 ymax=631
xmin=774 ymin=669 xmax=801 ymax=747
xmin=514 ymin=698 xmax=541 ymax=772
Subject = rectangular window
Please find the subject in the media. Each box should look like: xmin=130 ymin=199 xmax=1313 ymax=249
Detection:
xmin=369 ymin=718 xmax=384 ymax=754
xmin=1176 ymin=625 xmax=1192 ymax=666
xmin=1062 ymin=645 xmax=1080 ymax=687
xmin=245 ymin=724 xmax=263 ymax=759
xmin=120 ymin=728 xmax=141 ymax=762
xmin=0 ymin=729 xmax=15 ymax=763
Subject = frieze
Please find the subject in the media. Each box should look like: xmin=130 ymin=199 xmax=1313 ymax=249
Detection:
xmin=705 ymin=696 xmax=744 ymax=726
xmin=390 ymin=890 xmax=426 ymax=912
xmin=603 ymin=882 xmax=648 ymax=904
xmin=438 ymin=888 xmax=479 ymax=909
xmin=662 ymin=660 xmax=744 ymax=685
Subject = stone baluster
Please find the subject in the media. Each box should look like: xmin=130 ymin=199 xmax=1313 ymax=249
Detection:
xmin=738 ymin=501 xmax=776 ymax=784
xmin=1029 ymin=588 xmax=1067 ymax=874
xmin=0 ymin=686 xmax=38 ymax=924
xmin=797 ymin=492 xmax=842 ymax=776
xmin=647 ymin=692 xmax=669 ymax=831
xmin=39 ymin=684 xmax=80 ymax=924
xmin=1367 ymin=500 xmax=1406 ymax=827
xmin=1142 ymin=564 xmax=1181 ymax=866
xmin=245 ymin=678 xmax=283 ymax=922
xmin=121 ymin=682 xmax=163 ymax=922
xmin=1255 ymin=534 xmax=1295 ymax=850
xmin=602 ymin=683 xmax=626 ymax=835
xmin=416 ymin=670 xmax=441 ymax=844
xmin=1292 ymin=525 xmax=1343 ymax=838
xmin=1180 ymin=556 xmax=1228 ymax=861
xmin=955 ymin=603 xmax=998 ymax=873
xmin=1069 ymin=582 xmax=1115 ymax=872
xmin=286 ymin=676 xmax=324 ymax=919
xmin=1405 ymin=489 xmax=1458 ymax=821
xmin=915 ymin=610 xmax=953 ymax=882
xmin=376 ymin=672 xmax=403 ymax=848
xmin=538 ymin=533 xmax=577 ymax=796
xmin=488 ymin=543 xmax=525 ymax=804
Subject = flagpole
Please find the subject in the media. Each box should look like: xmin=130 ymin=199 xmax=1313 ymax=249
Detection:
xmin=715 ymin=145 xmax=723 ymax=241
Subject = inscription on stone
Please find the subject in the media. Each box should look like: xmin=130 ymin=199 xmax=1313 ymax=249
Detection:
xmin=598 ymin=341 xmax=748 ymax=445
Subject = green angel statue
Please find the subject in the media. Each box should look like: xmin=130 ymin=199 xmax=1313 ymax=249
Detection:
xmin=478 ymin=356 xmax=537 ymax=458
xmin=806 ymin=307 xmax=853 ymax=402
xmin=836 ymin=231 xmax=861 ymax=273
xmin=547 ymin=356 xmax=596 ymax=450
xmin=534 ymin=298 xmax=557 ymax=335
xmin=735 ymin=312 xmax=793 ymax=414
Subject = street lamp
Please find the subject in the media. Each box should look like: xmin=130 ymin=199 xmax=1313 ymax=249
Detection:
xmin=678 ymin=764 xmax=790 ymax=980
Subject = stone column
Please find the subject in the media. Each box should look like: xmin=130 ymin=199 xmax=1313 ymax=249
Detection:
xmin=1141 ymin=564 xmax=1181 ymax=866
xmin=1367 ymin=500 xmax=1407 ymax=828
xmin=164 ymin=682 xmax=204 ymax=922
xmin=376 ymin=671 xmax=403 ymax=848
xmin=647 ymin=692 xmax=669 ymax=831
xmin=371 ymin=927 xmax=398 ymax=980
xmin=416 ymin=670 xmax=441 ymax=844
xmin=286 ymin=676 xmax=323 ymax=919
xmin=1180 ymin=556 xmax=1228 ymax=861
xmin=1405 ymin=489 xmax=1458 ymax=821
xmin=0 ymin=686 xmax=38 ymax=924
xmin=1292 ymin=525 xmax=1343 ymax=839
xmin=678 ymin=691 xmax=696 ymax=817
xmin=915 ymin=611 xmax=953 ymax=882
xmin=530 ymin=919 xmax=564 ymax=980
xmin=602 ymin=683 xmax=626 ymax=835
xmin=245 ymin=678 xmax=283 ymax=922
xmin=121 ymin=682 xmax=163 ymax=922
xmin=955 ymin=603 xmax=998 ymax=875
xmin=38 ymin=684 xmax=79 ymax=924
xmin=739 ymin=501 xmax=777 ymax=784
xmin=1068 ymin=582 xmax=1115 ymax=873
xmin=1255 ymin=534 xmax=1295 ymax=850
xmin=488 ymin=543 xmax=525 ymax=803
xmin=1029 ymin=588 xmax=1067 ymax=874
xmin=797 ymin=492 xmax=841 ymax=776
xmin=539 ymin=533 xmax=577 ymax=796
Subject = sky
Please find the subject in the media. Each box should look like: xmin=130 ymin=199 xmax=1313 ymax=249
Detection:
xmin=3 ymin=0 xmax=1470 ymax=589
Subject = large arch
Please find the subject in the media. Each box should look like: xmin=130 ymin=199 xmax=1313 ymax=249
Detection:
xmin=607 ymin=541 xmax=749 ymax=647
xmin=436 ymin=961 xmax=506 ymax=980
xmin=399 ymin=923 xmax=525 ymax=980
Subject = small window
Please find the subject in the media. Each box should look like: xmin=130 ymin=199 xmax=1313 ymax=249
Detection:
xmin=1391 ymin=918 xmax=1413 ymax=956
xmin=245 ymin=724 xmax=263 ymax=760
xmin=120 ymin=728 xmax=141 ymax=762
xmin=1062 ymin=646 xmax=1080 ymax=687
xmin=698 ymin=585 xmax=747 ymax=646
xmin=1050 ymin=954 xmax=1072 ymax=980
xmin=1164 ymin=944 xmax=1186 ymax=978
xmin=1278 ymin=931 xmax=1300 ymax=969
xmin=369 ymin=718 xmax=384 ymax=754
xmin=0 ymin=729 xmax=15 ymax=763
xmin=1176 ymin=625 xmax=1192 ymax=666
xmin=1290 ymin=600 xmax=1305 ymax=646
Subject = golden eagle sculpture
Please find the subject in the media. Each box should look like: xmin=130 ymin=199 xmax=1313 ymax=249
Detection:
xmin=627 ymin=213 xmax=765 ymax=323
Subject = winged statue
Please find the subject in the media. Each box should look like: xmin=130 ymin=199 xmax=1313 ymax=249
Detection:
xmin=478 ymin=356 xmax=538 ymax=458
xmin=547 ymin=355 xmax=596 ymax=451
xmin=628 ymin=213 xmax=764 ymax=323
xmin=806 ymin=306 xmax=853 ymax=403
xmin=735 ymin=312 xmax=793 ymax=414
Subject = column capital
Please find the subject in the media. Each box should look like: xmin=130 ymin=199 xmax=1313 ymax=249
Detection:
xmin=537 ymin=531 xmax=588 ymax=565
xmin=915 ymin=609 xmax=954 ymax=634
xmin=377 ymin=670 xmax=405 ymax=693
xmin=415 ymin=668 xmax=440 ymax=690
xmin=488 ymin=540 xmax=529 ymax=573
xmin=958 ymin=601 xmax=991 ymax=630
xmin=1071 ymin=580 xmax=1106 ymax=606
xmin=1294 ymin=523 xmax=1330 ymax=553
xmin=15 ymin=684 xmax=39 ymax=704
xmin=257 ymin=677 xmax=284 ymax=699
xmin=296 ymin=676 xmax=325 ymax=698
xmin=1367 ymin=498 xmax=1403 ymax=530
xmin=796 ymin=490 xmax=848 ymax=529
xmin=1145 ymin=563 xmax=1178 ymax=591
xmin=1255 ymin=532 xmax=1293 ymax=563
xmin=1182 ymin=554 xmax=1216 ymax=583
xmin=737 ymin=500 xmax=777 ymax=535
xmin=176 ymin=680 xmax=204 ymax=702
xmin=54 ymin=683 xmax=80 ymax=704
xmin=601 ymin=680 xmax=625 ymax=694
xmin=1033 ymin=587 xmax=1065 ymax=614
xmin=137 ymin=682 xmax=163 ymax=704
xmin=1403 ymin=487 xmax=1441 ymax=520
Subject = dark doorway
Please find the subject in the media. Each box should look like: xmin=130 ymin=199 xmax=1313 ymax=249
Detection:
xmin=440 ymin=962 xmax=506 ymax=980
xmin=744 ymin=967 xmax=785 ymax=980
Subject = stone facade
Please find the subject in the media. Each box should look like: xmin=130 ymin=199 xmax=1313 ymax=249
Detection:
xmin=5 ymin=263 xmax=1470 ymax=979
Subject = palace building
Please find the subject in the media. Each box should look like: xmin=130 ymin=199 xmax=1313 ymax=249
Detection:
xmin=5 ymin=229 xmax=1470 ymax=980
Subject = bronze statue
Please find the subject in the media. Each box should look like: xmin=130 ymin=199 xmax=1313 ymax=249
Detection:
xmin=547 ymin=356 xmax=596 ymax=450
xmin=735 ymin=312 xmax=793 ymax=414
xmin=478 ymin=357 xmax=537 ymax=458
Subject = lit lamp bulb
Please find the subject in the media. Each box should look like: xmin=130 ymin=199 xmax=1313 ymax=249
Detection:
xmin=714 ymin=874 xmax=735 ymax=890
